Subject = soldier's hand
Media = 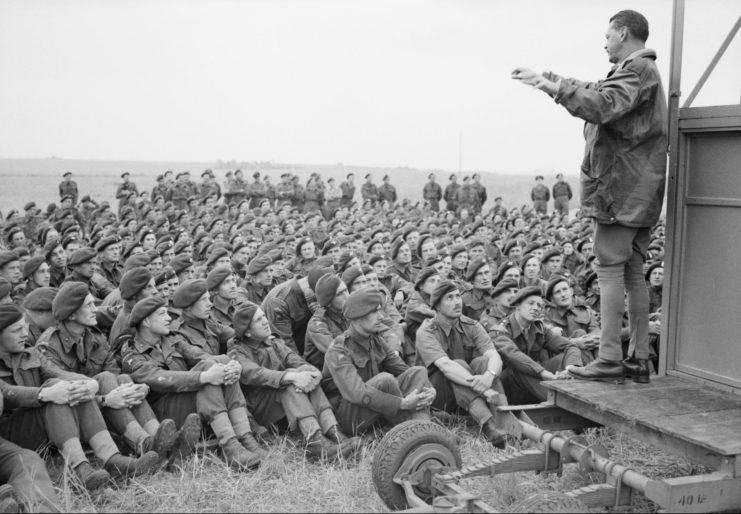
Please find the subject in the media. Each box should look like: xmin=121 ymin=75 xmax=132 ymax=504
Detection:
xmin=468 ymin=374 xmax=493 ymax=394
xmin=104 ymin=387 xmax=130 ymax=409
xmin=67 ymin=379 xmax=98 ymax=405
xmin=483 ymin=389 xmax=504 ymax=406
xmin=200 ymin=363 xmax=227 ymax=385
xmin=39 ymin=381 xmax=75 ymax=405
xmin=394 ymin=291 xmax=404 ymax=309
xmin=401 ymin=388 xmax=432 ymax=411
xmin=289 ymin=371 xmax=315 ymax=392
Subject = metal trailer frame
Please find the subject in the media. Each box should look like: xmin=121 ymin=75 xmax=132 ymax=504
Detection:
xmin=383 ymin=1 xmax=741 ymax=512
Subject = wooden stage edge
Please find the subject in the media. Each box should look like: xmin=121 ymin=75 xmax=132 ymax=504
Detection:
xmin=543 ymin=375 xmax=741 ymax=471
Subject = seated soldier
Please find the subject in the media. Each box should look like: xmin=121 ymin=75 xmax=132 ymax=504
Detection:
xmin=21 ymin=287 xmax=57 ymax=345
xmin=415 ymin=280 xmax=508 ymax=448
xmin=304 ymin=274 xmax=348 ymax=370
xmin=109 ymin=266 xmax=159 ymax=362
xmin=461 ymin=257 xmax=493 ymax=321
xmin=37 ymin=282 xmax=178 ymax=460
xmin=0 ymin=305 xmax=160 ymax=491
xmin=491 ymin=287 xmax=580 ymax=405
xmin=479 ymin=278 xmax=519 ymax=332
xmin=207 ymin=267 xmax=238 ymax=326
xmin=403 ymin=267 xmax=440 ymax=365
xmin=228 ymin=302 xmax=357 ymax=460
xmin=122 ymin=296 xmax=263 ymax=470
xmin=543 ymin=276 xmax=599 ymax=363
xmin=0 ymin=434 xmax=61 ymax=513
xmin=324 ymin=289 xmax=436 ymax=436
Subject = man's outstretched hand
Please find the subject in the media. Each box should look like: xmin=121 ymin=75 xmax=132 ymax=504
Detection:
xmin=511 ymin=67 xmax=558 ymax=95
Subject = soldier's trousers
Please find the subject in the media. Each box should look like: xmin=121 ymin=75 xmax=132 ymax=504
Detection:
xmin=428 ymin=357 xmax=507 ymax=415
xmin=554 ymin=196 xmax=569 ymax=217
xmin=533 ymin=200 xmax=547 ymax=214
xmin=246 ymin=385 xmax=335 ymax=431
xmin=336 ymin=367 xmax=431 ymax=436
xmin=150 ymin=361 xmax=247 ymax=428
xmin=500 ymin=347 xmax=583 ymax=405
xmin=95 ymin=372 xmax=159 ymax=451
xmin=0 ymin=437 xmax=59 ymax=513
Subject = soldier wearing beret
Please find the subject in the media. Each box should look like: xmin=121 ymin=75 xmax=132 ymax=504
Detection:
xmin=0 ymin=305 xmax=160 ymax=490
xmin=324 ymin=289 xmax=435 ymax=436
xmin=108 ymin=266 xmax=158 ymax=362
xmin=37 ymin=283 xmax=178 ymax=462
xmin=63 ymin=247 xmax=115 ymax=300
xmin=478 ymin=279 xmax=519 ymax=332
xmin=461 ymin=257 xmax=493 ymax=322
xmin=122 ymin=297 xmax=264 ymax=470
xmin=0 ymin=254 xmax=21 ymax=299
xmin=471 ymin=173 xmax=487 ymax=215
xmin=275 ymin=173 xmax=296 ymax=206
xmin=207 ymin=268 xmax=238 ymax=326
xmin=422 ymin=173 xmax=443 ymax=213
xmin=22 ymin=256 xmax=49 ymax=297
xmin=44 ymin=240 xmax=67 ymax=288
xmin=228 ymin=302 xmax=356 ymax=460
xmin=415 ymin=281 xmax=508 ymax=448
xmin=490 ymin=287 xmax=581 ymax=404
xmin=539 ymin=248 xmax=564 ymax=281
xmin=304 ymin=275 xmax=348 ymax=369
xmin=360 ymin=174 xmax=378 ymax=207
xmin=97 ymin=236 xmax=123 ymax=287
xmin=284 ymin=238 xmax=317 ymax=279
xmin=116 ymin=172 xmax=139 ymax=214
xmin=377 ymin=175 xmax=397 ymax=206
xmin=58 ymin=171 xmax=79 ymax=205
xmin=339 ymin=173 xmax=355 ymax=208
xmin=241 ymin=255 xmax=274 ymax=306
xmin=21 ymin=286 xmax=57 ymax=346
xmin=455 ymin=176 xmax=478 ymax=215
xmin=542 ymin=276 xmax=599 ymax=363
xmin=260 ymin=268 xmax=317 ymax=355
xmin=198 ymin=170 xmax=221 ymax=202
xmin=530 ymin=175 xmax=550 ymax=215
xmin=443 ymin=174 xmax=460 ymax=212
xmin=552 ymin=173 xmax=573 ymax=217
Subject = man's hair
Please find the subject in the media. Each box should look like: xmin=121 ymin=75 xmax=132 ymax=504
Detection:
xmin=610 ymin=10 xmax=649 ymax=43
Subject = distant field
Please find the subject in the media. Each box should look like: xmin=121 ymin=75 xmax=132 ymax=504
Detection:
xmin=0 ymin=158 xmax=580 ymax=216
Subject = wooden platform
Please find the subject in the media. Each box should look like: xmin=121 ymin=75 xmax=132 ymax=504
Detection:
xmin=544 ymin=375 xmax=741 ymax=471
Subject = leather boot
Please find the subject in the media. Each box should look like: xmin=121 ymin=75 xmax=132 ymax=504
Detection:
xmin=141 ymin=418 xmax=178 ymax=459
xmin=104 ymin=451 xmax=161 ymax=479
xmin=238 ymin=432 xmax=268 ymax=459
xmin=568 ymin=358 xmax=625 ymax=383
xmin=221 ymin=438 xmax=261 ymax=470
xmin=325 ymin=425 xmax=360 ymax=456
xmin=168 ymin=413 xmax=202 ymax=470
xmin=623 ymin=357 xmax=651 ymax=384
xmin=248 ymin=414 xmax=271 ymax=442
xmin=481 ymin=419 xmax=506 ymax=450
xmin=305 ymin=430 xmax=345 ymax=460
xmin=0 ymin=485 xmax=19 ymax=514
xmin=73 ymin=461 xmax=111 ymax=491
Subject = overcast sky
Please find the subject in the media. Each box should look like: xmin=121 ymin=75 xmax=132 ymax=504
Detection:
xmin=0 ymin=0 xmax=738 ymax=174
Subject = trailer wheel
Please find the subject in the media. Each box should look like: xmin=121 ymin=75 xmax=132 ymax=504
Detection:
xmin=372 ymin=420 xmax=461 ymax=510
xmin=510 ymin=492 xmax=590 ymax=513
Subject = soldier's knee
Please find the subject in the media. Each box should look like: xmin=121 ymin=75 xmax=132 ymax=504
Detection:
xmin=116 ymin=374 xmax=132 ymax=385
xmin=372 ymin=372 xmax=397 ymax=391
xmin=95 ymin=371 xmax=119 ymax=390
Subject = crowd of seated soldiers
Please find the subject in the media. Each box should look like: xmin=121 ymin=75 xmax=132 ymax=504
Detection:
xmin=0 ymin=168 xmax=665 ymax=512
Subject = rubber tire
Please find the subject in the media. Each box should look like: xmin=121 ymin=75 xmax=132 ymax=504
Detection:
xmin=372 ymin=420 xmax=461 ymax=511
xmin=510 ymin=492 xmax=590 ymax=513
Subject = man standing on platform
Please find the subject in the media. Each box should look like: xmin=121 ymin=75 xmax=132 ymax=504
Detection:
xmin=512 ymin=9 xmax=667 ymax=383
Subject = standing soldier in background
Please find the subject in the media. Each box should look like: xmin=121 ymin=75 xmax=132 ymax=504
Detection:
xmin=152 ymin=174 xmax=168 ymax=203
xmin=340 ymin=173 xmax=355 ymax=208
xmin=491 ymin=196 xmax=507 ymax=220
xmin=170 ymin=172 xmax=191 ymax=211
xmin=116 ymin=173 xmax=139 ymax=213
xmin=552 ymin=173 xmax=573 ymax=217
xmin=222 ymin=171 xmax=235 ymax=205
xmin=472 ymin=173 xmax=487 ymax=214
xmin=249 ymin=171 xmax=265 ymax=208
xmin=324 ymin=177 xmax=342 ymax=218
xmin=199 ymin=169 xmax=221 ymax=202
xmin=276 ymin=173 xmax=296 ymax=207
xmin=530 ymin=175 xmax=550 ymax=215
xmin=377 ymin=175 xmax=397 ymax=206
xmin=422 ymin=173 xmax=442 ymax=212
xmin=361 ymin=173 xmax=378 ymax=207
xmin=59 ymin=171 xmax=79 ymax=205
xmin=444 ymin=174 xmax=460 ymax=212
xmin=455 ymin=176 xmax=478 ymax=214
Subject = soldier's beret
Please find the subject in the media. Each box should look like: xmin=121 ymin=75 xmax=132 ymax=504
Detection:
xmin=502 ymin=240 xmax=519 ymax=256
xmin=129 ymin=296 xmax=166 ymax=328
xmin=491 ymin=278 xmax=519 ymax=299
xmin=52 ymin=282 xmax=89 ymax=321
xmin=308 ymin=266 xmax=334 ymax=293
xmin=414 ymin=266 xmax=440 ymax=291
xmin=246 ymin=255 xmax=272 ymax=276
xmin=545 ymin=275 xmax=570 ymax=300
xmin=169 ymin=254 xmax=194 ymax=275
xmin=449 ymin=244 xmax=467 ymax=260
xmin=0 ymin=252 xmax=19 ymax=269
xmin=154 ymin=267 xmax=176 ymax=286
xmin=96 ymin=235 xmax=120 ymax=253
xmin=22 ymin=287 xmax=57 ymax=311
xmin=232 ymin=302 xmax=259 ymax=338
xmin=68 ymin=247 xmax=97 ymax=267
xmin=0 ymin=278 xmax=11 ymax=300
xmin=22 ymin=256 xmax=46 ymax=280
xmin=121 ymin=172 xmax=131 ymax=179
xmin=13 ymin=247 xmax=28 ymax=260
xmin=207 ymin=267 xmax=232 ymax=291
xmin=389 ymin=238 xmax=407 ymax=261
xmin=584 ymin=271 xmax=598 ymax=290
xmin=341 ymin=266 xmax=364 ymax=289
xmin=267 ymin=249 xmax=284 ymax=263
xmin=524 ymin=241 xmax=542 ymax=255
xmin=645 ymin=261 xmax=664 ymax=281
xmin=511 ymin=286 xmax=542 ymax=306
xmin=535 ymin=175 xmax=544 ymax=180
xmin=123 ymin=253 xmax=151 ymax=273
xmin=43 ymin=240 xmax=62 ymax=261
xmin=120 ymin=267 xmax=153 ymax=301
xmin=156 ymin=241 xmax=174 ymax=256
xmin=172 ymin=239 xmax=191 ymax=255
xmin=314 ymin=255 xmax=335 ymax=269
xmin=0 ymin=305 xmax=23 ymax=332
xmin=172 ymin=279 xmax=208 ymax=309
xmin=465 ymin=257 xmax=489 ymax=282
xmin=364 ymin=174 xmax=371 ymax=179
xmin=206 ymin=247 xmax=230 ymax=267
xmin=496 ymin=262 xmax=518 ymax=285
xmin=367 ymin=254 xmax=386 ymax=267
xmin=295 ymin=237 xmax=313 ymax=256
xmin=576 ymin=238 xmax=593 ymax=253
xmin=430 ymin=280 xmax=459 ymax=309
xmin=541 ymin=248 xmax=562 ymax=264
xmin=63 ymin=171 xmax=72 ymax=177
xmin=60 ymin=194 xmax=73 ymax=203
xmin=315 ymin=274 xmax=342 ymax=308
xmin=343 ymin=289 xmax=384 ymax=320
xmin=24 ymin=202 xmax=36 ymax=211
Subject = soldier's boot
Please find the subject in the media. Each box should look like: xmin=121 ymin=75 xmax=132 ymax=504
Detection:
xmin=73 ymin=462 xmax=111 ymax=492
xmin=229 ymin=407 xmax=268 ymax=458
xmin=167 ymin=414 xmax=202 ymax=470
xmin=0 ymin=484 xmax=20 ymax=513
xmin=481 ymin=418 xmax=507 ymax=450
xmin=221 ymin=438 xmax=261 ymax=470
xmin=140 ymin=418 xmax=178 ymax=460
xmin=325 ymin=425 xmax=360 ymax=456
xmin=104 ymin=451 xmax=161 ymax=479
xmin=248 ymin=413 xmax=270 ymax=442
xmin=211 ymin=412 xmax=261 ymax=470
xmin=238 ymin=432 xmax=268 ymax=459
xmin=305 ymin=430 xmax=345 ymax=461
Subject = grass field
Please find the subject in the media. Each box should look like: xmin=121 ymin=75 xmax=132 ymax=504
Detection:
xmin=39 ymin=412 xmax=700 ymax=513
xmin=0 ymin=157 xmax=580 ymax=216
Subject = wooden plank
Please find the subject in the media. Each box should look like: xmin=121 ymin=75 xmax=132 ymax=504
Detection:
xmin=645 ymin=473 xmax=741 ymax=513
xmin=642 ymin=409 xmax=741 ymax=455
